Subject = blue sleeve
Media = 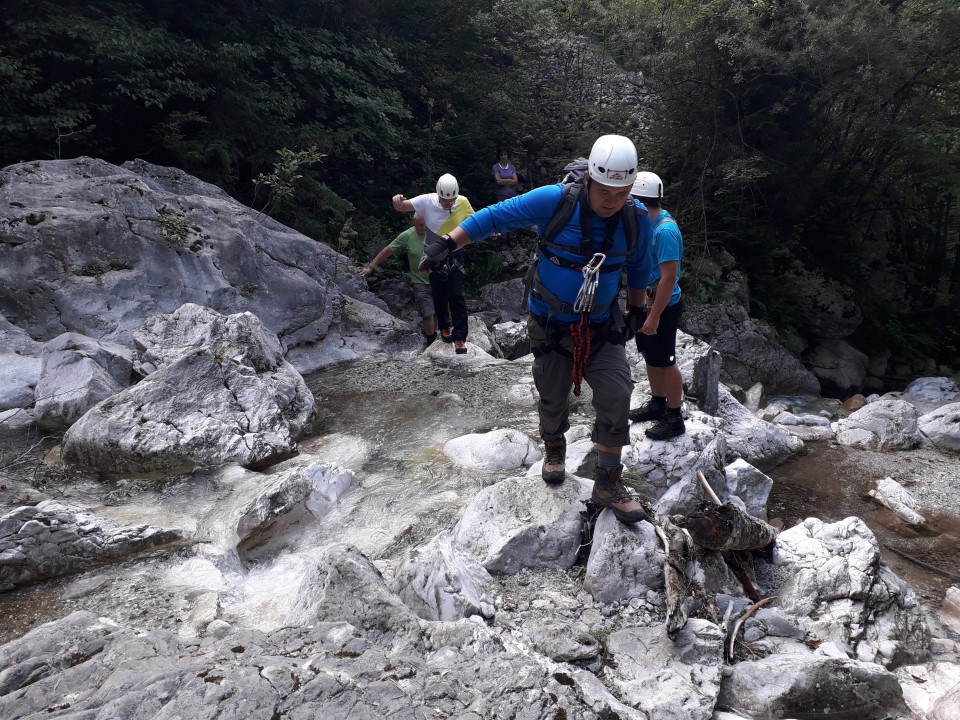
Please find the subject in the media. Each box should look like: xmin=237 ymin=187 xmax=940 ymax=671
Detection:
xmin=625 ymin=201 xmax=654 ymax=290
xmin=459 ymin=185 xmax=563 ymax=241
xmin=655 ymin=225 xmax=682 ymax=265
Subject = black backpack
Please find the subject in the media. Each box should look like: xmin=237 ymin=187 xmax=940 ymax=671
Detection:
xmin=523 ymin=158 xmax=643 ymax=319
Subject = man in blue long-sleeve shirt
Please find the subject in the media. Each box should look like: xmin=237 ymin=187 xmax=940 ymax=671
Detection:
xmin=420 ymin=135 xmax=653 ymax=525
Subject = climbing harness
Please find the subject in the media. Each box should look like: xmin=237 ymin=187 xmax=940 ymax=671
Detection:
xmin=524 ymin=172 xmax=645 ymax=395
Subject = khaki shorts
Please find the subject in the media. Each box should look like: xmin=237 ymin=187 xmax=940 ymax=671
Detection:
xmin=412 ymin=283 xmax=436 ymax=319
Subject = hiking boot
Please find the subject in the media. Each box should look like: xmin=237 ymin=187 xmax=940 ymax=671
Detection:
xmin=628 ymin=397 xmax=666 ymax=423
xmin=644 ymin=408 xmax=686 ymax=440
xmin=440 ymin=327 xmax=453 ymax=343
xmin=422 ymin=333 xmax=438 ymax=349
xmin=454 ymin=340 xmax=467 ymax=354
xmin=541 ymin=437 xmax=566 ymax=484
xmin=591 ymin=465 xmax=648 ymax=524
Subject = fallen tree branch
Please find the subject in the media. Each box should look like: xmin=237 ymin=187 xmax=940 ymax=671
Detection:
xmin=727 ymin=595 xmax=777 ymax=661
xmin=679 ymin=501 xmax=778 ymax=552
xmin=656 ymin=519 xmax=693 ymax=639
xmin=696 ymin=470 xmax=722 ymax=506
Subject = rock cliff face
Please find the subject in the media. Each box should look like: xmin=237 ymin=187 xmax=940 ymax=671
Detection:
xmin=0 ymin=157 xmax=414 ymax=374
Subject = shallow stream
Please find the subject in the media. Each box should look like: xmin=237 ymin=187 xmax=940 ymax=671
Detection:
xmin=1 ymin=354 xmax=957 ymax=645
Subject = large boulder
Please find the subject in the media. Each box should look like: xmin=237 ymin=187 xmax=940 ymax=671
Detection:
xmin=33 ymin=333 xmax=133 ymax=430
xmin=773 ymin=516 xmax=928 ymax=666
xmin=583 ymin=511 xmax=664 ymax=604
xmin=0 ymin=313 xmax=41 ymax=355
xmin=61 ymin=305 xmax=316 ymax=473
xmin=0 ymin=501 xmax=186 ymax=592
xmin=680 ymin=301 xmax=820 ymax=395
xmin=478 ymin=278 xmax=527 ymax=323
xmin=718 ymin=655 xmax=905 ymax=720
xmin=452 ymin=475 xmax=588 ymax=574
xmin=804 ymin=338 xmax=870 ymax=398
xmin=0 ymin=354 xmax=40 ymax=412
xmin=918 ymin=402 xmax=960 ymax=454
xmin=904 ymin=376 xmax=960 ymax=404
xmin=0 ymin=157 xmax=413 ymax=374
xmin=779 ymin=266 xmax=863 ymax=339
xmin=834 ymin=396 xmax=923 ymax=451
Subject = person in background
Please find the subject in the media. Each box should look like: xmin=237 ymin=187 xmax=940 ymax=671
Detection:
xmin=627 ymin=171 xmax=686 ymax=440
xmin=492 ymin=148 xmax=519 ymax=202
xmin=361 ymin=213 xmax=438 ymax=349
xmin=391 ymin=174 xmax=475 ymax=354
xmin=419 ymin=135 xmax=653 ymax=524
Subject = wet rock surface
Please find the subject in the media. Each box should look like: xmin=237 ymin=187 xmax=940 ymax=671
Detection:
xmin=2 ymin=350 xmax=959 ymax=718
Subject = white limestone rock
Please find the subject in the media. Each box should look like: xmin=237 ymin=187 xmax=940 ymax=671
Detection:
xmin=604 ymin=619 xmax=725 ymax=720
xmin=584 ymin=510 xmax=664 ymax=604
xmin=391 ymin=532 xmax=494 ymax=621
xmin=443 ymin=428 xmax=541 ymax=470
xmin=717 ymin=655 xmax=905 ymax=719
xmin=452 ymin=474 xmax=589 ymax=574
xmin=867 ymin=476 xmax=925 ymax=525
xmin=0 ymin=353 xmax=40 ymax=411
xmin=722 ymin=458 xmax=773 ymax=520
xmin=834 ymin=396 xmax=923 ymax=450
xmin=918 ymin=402 xmax=960 ymax=453
xmin=34 ymin=332 xmax=133 ymax=430
xmin=904 ymin=376 xmax=960 ymax=404
xmin=773 ymin=517 xmax=928 ymax=666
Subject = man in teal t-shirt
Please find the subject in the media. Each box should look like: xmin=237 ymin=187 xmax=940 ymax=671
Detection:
xmin=627 ymin=171 xmax=686 ymax=440
xmin=361 ymin=214 xmax=438 ymax=346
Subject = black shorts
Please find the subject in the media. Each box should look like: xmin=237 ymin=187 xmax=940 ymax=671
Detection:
xmin=635 ymin=299 xmax=684 ymax=367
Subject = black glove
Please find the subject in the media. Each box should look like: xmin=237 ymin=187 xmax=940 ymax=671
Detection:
xmin=418 ymin=234 xmax=457 ymax=271
xmin=627 ymin=305 xmax=646 ymax=336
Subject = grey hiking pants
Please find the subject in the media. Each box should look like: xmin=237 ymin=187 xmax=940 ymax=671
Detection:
xmin=527 ymin=316 xmax=633 ymax=448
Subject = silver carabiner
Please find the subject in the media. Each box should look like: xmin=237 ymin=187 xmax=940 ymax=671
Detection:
xmin=583 ymin=253 xmax=606 ymax=278
xmin=573 ymin=253 xmax=606 ymax=312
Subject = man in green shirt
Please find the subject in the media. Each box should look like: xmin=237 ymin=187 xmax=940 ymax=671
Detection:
xmin=362 ymin=214 xmax=438 ymax=346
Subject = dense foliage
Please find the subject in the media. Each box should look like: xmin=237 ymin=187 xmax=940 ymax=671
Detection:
xmin=3 ymin=0 xmax=959 ymax=367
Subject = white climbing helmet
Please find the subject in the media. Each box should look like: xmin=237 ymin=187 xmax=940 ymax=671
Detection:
xmin=436 ymin=173 xmax=459 ymax=200
xmin=587 ymin=135 xmax=638 ymax=187
xmin=631 ymin=171 xmax=663 ymax=199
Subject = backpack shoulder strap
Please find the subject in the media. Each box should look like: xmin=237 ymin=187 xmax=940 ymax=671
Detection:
xmin=541 ymin=181 xmax=583 ymax=249
xmin=623 ymin=200 xmax=639 ymax=254
xmin=652 ymin=212 xmax=676 ymax=231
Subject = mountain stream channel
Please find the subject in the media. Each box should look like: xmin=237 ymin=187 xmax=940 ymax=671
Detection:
xmin=1 ymin=350 xmax=958 ymax=672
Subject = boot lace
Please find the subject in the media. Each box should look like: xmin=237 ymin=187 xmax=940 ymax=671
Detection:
xmin=544 ymin=439 xmax=565 ymax=465
xmin=602 ymin=479 xmax=633 ymax=505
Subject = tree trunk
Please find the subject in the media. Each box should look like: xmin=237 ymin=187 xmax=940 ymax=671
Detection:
xmin=678 ymin=502 xmax=778 ymax=552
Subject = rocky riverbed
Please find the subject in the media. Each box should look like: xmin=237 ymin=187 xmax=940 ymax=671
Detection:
xmin=2 ymin=157 xmax=959 ymax=718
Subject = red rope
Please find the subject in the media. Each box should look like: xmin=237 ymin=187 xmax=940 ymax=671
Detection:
xmin=570 ymin=313 xmax=591 ymax=396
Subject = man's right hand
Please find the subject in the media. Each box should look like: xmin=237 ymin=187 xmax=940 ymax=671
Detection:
xmin=418 ymin=234 xmax=457 ymax=272
xmin=391 ymin=194 xmax=407 ymax=211
xmin=626 ymin=305 xmax=646 ymax=336
xmin=360 ymin=265 xmax=375 ymax=278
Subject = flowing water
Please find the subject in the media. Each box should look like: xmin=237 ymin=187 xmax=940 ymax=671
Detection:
xmin=1 ymin=356 xmax=957 ymax=645
xmin=1 ymin=354 xmax=549 ymax=641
